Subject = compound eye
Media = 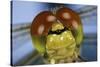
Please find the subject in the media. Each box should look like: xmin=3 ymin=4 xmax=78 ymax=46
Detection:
xmin=47 ymin=15 xmax=56 ymax=22
xmin=30 ymin=11 xmax=56 ymax=36
xmin=62 ymin=12 xmax=71 ymax=19
xmin=56 ymin=7 xmax=81 ymax=30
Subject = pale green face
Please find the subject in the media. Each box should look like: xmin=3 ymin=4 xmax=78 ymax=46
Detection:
xmin=46 ymin=22 xmax=76 ymax=62
xmin=51 ymin=22 xmax=64 ymax=31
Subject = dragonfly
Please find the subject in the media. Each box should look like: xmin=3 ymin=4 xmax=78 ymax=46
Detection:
xmin=30 ymin=6 xmax=83 ymax=64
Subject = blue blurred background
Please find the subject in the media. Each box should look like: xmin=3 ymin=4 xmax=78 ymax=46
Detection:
xmin=11 ymin=1 xmax=97 ymax=66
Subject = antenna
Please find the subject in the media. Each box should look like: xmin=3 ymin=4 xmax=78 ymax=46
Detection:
xmin=50 ymin=5 xmax=64 ymax=14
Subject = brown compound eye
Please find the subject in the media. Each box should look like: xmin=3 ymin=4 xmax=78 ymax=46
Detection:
xmin=56 ymin=7 xmax=81 ymax=30
xmin=30 ymin=11 xmax=56 ymax=36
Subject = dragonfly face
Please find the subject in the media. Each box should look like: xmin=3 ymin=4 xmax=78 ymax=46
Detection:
xmin=30 ymin=7 xmax=83 ymax=64
xmin=46 ymin=22 xmax=76 ymax=63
